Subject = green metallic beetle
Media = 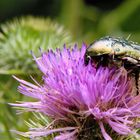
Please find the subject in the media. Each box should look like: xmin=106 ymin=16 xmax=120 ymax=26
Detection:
xmin=85 ymin=36 xmax=140 ymax=68
xmin=84 ymin=36 xmax=140 ymax=94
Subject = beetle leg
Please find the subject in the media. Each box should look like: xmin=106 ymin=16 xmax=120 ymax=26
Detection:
xmin=84 ymin=54 xmax=91 ymax=65
xmin=135 ymin=70 xmax=139 ymax=95
xmin=122 ymin=57 xmax=138 ymax=64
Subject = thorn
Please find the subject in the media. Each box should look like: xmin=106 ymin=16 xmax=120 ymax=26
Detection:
xmin=30 ymin=50 xmax=33 ymax=55
xmin=39 ymin=47 xmax=43 ymax=53
xmin=126 ymin=34 xmax=132 ymax=40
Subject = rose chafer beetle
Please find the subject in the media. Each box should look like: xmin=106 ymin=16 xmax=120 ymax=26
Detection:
xmin=85 ymin=36 xmax=140 ymax=67
xmin=85 ymin=36 xmax=140 ymax=94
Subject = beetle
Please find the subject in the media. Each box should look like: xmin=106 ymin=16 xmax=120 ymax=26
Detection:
xmin=84 ymin=36 xmax=140 ymax=94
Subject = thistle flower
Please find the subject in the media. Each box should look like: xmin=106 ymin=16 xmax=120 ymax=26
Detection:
xmin=11 ymin=44 xmax=140 ymax=140
xmin=0 ymin=16 xmax=72 ymax=74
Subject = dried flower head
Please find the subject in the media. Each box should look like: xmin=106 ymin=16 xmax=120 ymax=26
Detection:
xmin=11 ymin=44 xmax=140 ymax=140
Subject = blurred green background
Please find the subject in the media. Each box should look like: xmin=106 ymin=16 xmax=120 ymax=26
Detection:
xmin=0 ymin=0 xmax=140 ymax=43
xmin=0 ymin=0 xmax=140 ymax=139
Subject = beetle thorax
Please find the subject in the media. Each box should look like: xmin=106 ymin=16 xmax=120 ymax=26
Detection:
xmin=112 ymin=43 xmax=126 ymax=55
xmin=87 ymin=40 xmax=113 ymax=56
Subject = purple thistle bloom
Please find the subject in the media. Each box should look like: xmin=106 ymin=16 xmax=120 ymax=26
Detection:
xmin=11 ymin=44 xmax=140 ymax=140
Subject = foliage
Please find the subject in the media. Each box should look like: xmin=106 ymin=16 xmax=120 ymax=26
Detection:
xmin=59 ymin=0 xmax=140 ymax=43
